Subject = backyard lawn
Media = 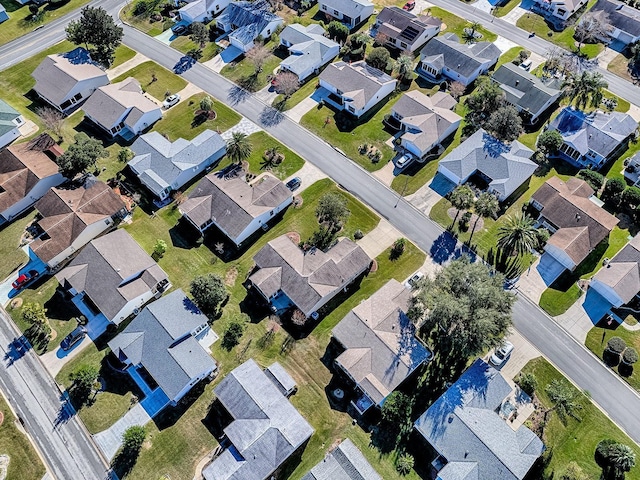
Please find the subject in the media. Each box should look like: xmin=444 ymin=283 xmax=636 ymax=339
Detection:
xmin=522 ymin=358 xmax=640 ymax=480
xmin=586 ymin=323 xmax=640 ymax=392
xmin=152 ymin=92 xmax=242 ymax=141
xmin=0 ymin=393 xmax=46 ymax=480
xmin=112 ymin=60 xmax=187 ymax=102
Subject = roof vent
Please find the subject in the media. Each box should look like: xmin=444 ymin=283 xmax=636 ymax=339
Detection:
xmin=448 ymin=414 xmax=454 ymax=423
xmin=575 ymin=213 xmax=581 ymax=221
xmin=515 ymin=80 xmax=519 ymax=86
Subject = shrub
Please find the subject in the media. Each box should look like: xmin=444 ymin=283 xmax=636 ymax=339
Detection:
xmin=396 ymin=454 xmax=414 ymax=475
xmin=353 ymin=229 xmax=364 ymax=240
xmin=517 ymin=372 xmax=538 ymax=396
xmin=623 ymin=347 xmax=639 ymax=365
xmin=190 ymin=274 xmax=228 ymax=316
xmin=607 ymin=336 xmax=626 ymax=355
xmin=535 ymin=228 xmax=550 ymax=248
xmin=153 ymin=239 xmax=167 ymax=258
xmin=602 ymin=177 xmax=626 ymax=205
xmin=122 ymin=426 xmax=146 ymax=452
xmin=390 ymin=238 xmax=406 ymax=260
xmin=577 ymin=169 xmax=605 ymax=191
xmin=221 ymin=320 xmax=245 ymax=350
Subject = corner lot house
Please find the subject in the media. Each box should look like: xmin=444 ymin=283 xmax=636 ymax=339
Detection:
xmin=0 ymin=99 xmax=25 ymax=149
xmin=548 ymin=108 xmax=638 ymax=170
xmin=319 ymin=61 xmax=397 ymax=118
xmin=29 ymin=176 xmax=128 ymax=270
xmin=492 ymin=63 xmax=562 ymax=125
xmin=82 ymin=78 xmax=162 ymax=139
xmin=202 ymin=359 xmax=314 ymax=480
xmin=302 ymin=439 xmax=382 ymax=480
xmin=332 ymin=279 xmax=431 ymax=414
xmin=128 ymin=130 xmax=226 ymax=202
xmin=532 ymin=0 xmax=589 ymax=21
xmin=374 ymin=7 xmax=442 ymax=53
xmin=180 ymin=169 xmax=292 ymax=246
xmin=279 ymin=24 xmax=340 ymax=82
xmin=319 ymin=0 xmax=374 ymax=29
xmin=216 ymin=0 xmax=283 ymax=53
xmin=417 ymin=33 xmax=500 ymax=87
xmin=591 ymin=0 xmax=640 ymax=44
xmin=0 ymin=140 xmax=64 ymax=225
xmin=437 ymin=129 xmax=537 ymax=202
xmin=178 ymin=0 xmax=230 ymax=24
xmin=32 ymin=47 xmax=109 ymax=113
xmin=531 ymin=177 xmax=619 ymax=276
xmin=590 ymin=235 xmax=640 ymax=312
xmin=108 ymin=289 xmax=218 ymax=411
xmin=248 ymin=234 xmax=372 ymax=317
xmin=56 ymin=229 xmax=171 ymax=325
xmin=415 ymin=358 xmax=545 ymax=480
xmin=390 ymin=90 xmax=461 ymax=159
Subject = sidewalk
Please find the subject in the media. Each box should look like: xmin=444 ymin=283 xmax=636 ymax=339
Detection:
xmin=220 ymin=117 xmax=262 ymax=140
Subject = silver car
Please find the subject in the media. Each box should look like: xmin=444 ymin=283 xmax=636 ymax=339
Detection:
xmin=490 ymin=341 xmax=514 ymax=366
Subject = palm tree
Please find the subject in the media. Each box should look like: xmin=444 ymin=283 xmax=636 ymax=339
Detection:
xmin=448 ymin=185 xmax=474 ymax=226
xmin=544 ymin=379 xmax=583 ymax=424
xmin=226 ymin=132 xmax=252 ymax=165
xmin=394 ymin=55 xmax=414 ymax=83
xmin=562 ymin=71 xmax=608 ymax=110
xmin=469 ymin=192 xmax=499 ymax=243
xmin=497 ymin=212 xmax=538 ymax=256
xmin=609 ymin=443 xmax=636 ymax=477
xmin=463 ymin=21 xmax=482 ymax=42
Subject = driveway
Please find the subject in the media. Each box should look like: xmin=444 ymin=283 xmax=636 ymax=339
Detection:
xmin=283 ymin=162 xmax=327 ymax=194
xmin=553 ymin=291 xmax=598 ymax=343
xmin=287 ymin=95 xmax=319 ymax=123
xmin=356 ymin=219 xmax=402 ymax=259
xmin=407 ymin=172 xmax=455 ymax=215
xmin=515 ymin=255 xmax=547 ymax=304
xmin=93 ymin=403 xmax=151 ymax=460
xmin=493 ymin=329 xmax=542 ymax=381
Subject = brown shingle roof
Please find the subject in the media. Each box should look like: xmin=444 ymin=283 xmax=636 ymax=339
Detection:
xmin=592 ymin=234 xmax=640 ymax=304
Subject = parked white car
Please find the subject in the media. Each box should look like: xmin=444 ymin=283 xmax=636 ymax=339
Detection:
xmin=396 ymin=153 xmax=414 ymax=170
xmin=490 ymin=341 xmax=514 ymax=367
xmin=404 ymin=271 xmax=425 ymax=289
xmin=163 ymin=94 xmax=181 ymax=108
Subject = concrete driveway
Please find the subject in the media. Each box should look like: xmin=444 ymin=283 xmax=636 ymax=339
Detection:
xmin=487 ymin=329 xmax=542 ymax=381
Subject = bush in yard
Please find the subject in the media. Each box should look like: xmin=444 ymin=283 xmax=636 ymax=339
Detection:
xmin=316 ymin=193 xmax=350 ymax=232
xmin=517 ymin=372 xmax=538 ymax=396
xmin=607 ymin=336 xmax=627 ymax=355
xmin=623 ymin=186 xmax=640 ymax=213
xmin=390 ymin=238 xmax=406 ymax=260
xmin=327 ymin=21 xmax=348 ymax=43
xmin=366 ymin=46 xmax=390 ymax=71
xmin=69 ymin=365 xmax=99 ymax=405
xmin=396 ymin=453 xmax=414 ymax=475
xmin=602 ymin=177 xmax=626 ymax=206
xmin=560 ymin=461 xmax=588 ymax=480
xmin=537 ymin=129 xmax=563 ymax=156
xmin=353 ymin=229 xmax=364 ymax=240
xmin=577 ymin=169 xmax=605 ymax=191
xmin=221 ymin=320 xmax=245 ymax=350
xmin=381 ymin=391 xmax=412 ymax=425
xmin=190 ymin=274 xmax=228 ymax=317
xmin=623 ymin=347 xmax=639 ymax=365
xmin=22 ymin=302 xmax=51 ymax=351
xmin=118 ymin=147 xmax=133 ymax=163
xmin=459 ymin=210 xmax=472 ymax=231
xmin=153 ymin=239 xmax=167 ymax=258
xmin=122 ymin=426 xmax=146 ymax=452
xmin=535 ymin=228 xmax=550 ymax=249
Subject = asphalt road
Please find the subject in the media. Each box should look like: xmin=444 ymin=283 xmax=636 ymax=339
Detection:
xmin=0 ymin=308 xmax=108 ymax=479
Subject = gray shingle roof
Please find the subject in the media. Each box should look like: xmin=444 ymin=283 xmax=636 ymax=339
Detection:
xmin=438 ymin=129 xmax=536 ymax=199
xmin=332 ymin=279 xmax=431 ymax=405
xmin=414 ymin=359 xmax=545 ymax=480
xmin=301 ymin=439 xmax=382 ymax=480
xmin=220 ymin=0 xmax=281 ymax=45
xmin=319 ymin=61 xmax=396 ymax=110
xmin=320 ymin=0 xmax=373 ymax=18
xmin=492 ymin=63 xmax=561 ymax=117
xmin=202 ymin=359 xmax=314 ymax=480
xmin=280 ymin=24 xmax=339 ymax=78
xmin=0 ymin=99 xmax=21 ymax=138
xmin=419 ymin=33 xmax=500 ymax=78
xmin=128 ymin=130 xmax=226 ymax=197
xmin=249 ymin=235 xmax=372 ymax=316
xmin=592 ymin=235 xmax=640 ymax=304
xmin=56 ymin=229 xmax=169 ymax=322
xmin=592 ymin=0 xmax=640 ymax=37
xmin=108 ymin=289 xmax=216 ymax=401
xmin=375 ymin=6 xmax=441 ymax=44
xmin=549 ymin=107 xmax=638 ymax=158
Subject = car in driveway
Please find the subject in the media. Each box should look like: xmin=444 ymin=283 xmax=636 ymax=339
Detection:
xmin=403 ymin=0 xmax=415 ymax=10
xmin=12 ymin=270 xmax=39 ymax=290
xmin=163 ymin=94 xmax=181 ymax=108
xmin=404 ymin=271 xmax=424 ymax=289
xmin=490 ymin=341 xmax=514 ymax=367
xmin=172 ymin=24 xmax=187 ymax=35
xmin=60 ymin=325 xmax=88 ymax=351
xmin=395 ymin=153 xmax=414 ymax=170
xmin=286 ymin=177 xmax=301 ymax=192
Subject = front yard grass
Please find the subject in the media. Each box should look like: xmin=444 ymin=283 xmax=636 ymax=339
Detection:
xmin=0 ymin=211 xmax=37 ymax=281
xmin=112 ymin=60 xmax=187 ymax=102
xmin=608 ymin=52 xmax=633 ymax=82
xmin=170 ymin=36 xmax=220 ymax=63
xmin=244 ymin=131 xmax=305 ymax=180
xmin=522 ymin=357 xmax=640 ymax=480
xmin=152 ymin=92 xmax=242 ymax=141
xmin=272 ymin=76 xmax=319 ymax=111
xmin=220 ymin=41 xmax=284 ymax=92
xmin=539 ymin=226 xmax=631 ymax=316
xmin=494 ymin=0 xmax=522 ymax=17
xmin=0 ymin=392 xmax=46 ymax=480
xmin=586 ymin=323 xmax=640 ymax=392
xmin=495 ymin=47 xmax=525 ymax=70
xmin=429 ymin=7 xmax=497 ymax=42
xmin=120 ymin=4 xmax=171 ymax=36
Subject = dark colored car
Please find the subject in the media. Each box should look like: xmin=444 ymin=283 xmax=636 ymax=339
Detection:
xmin=12 ymin=270 xmax=39 ymax=290
xmin=286 ymin=177 xmax=302 ymax=192
xmin=172 ymin=24 xmax=187 ymax=35
xmin=403 ymin=1 xmax=416 ymax=10
xmin=60 ymin=325 xmax=88 ymax=351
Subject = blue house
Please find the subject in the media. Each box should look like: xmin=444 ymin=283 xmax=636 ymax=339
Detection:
xmin=215 ymin=0 xmax=283 ymax=53
xmin=547 ymin=107 xmax=638 ymax=170
xmin=0 ymin=4 xmax=9 ymax=23
xmin=415 ymin=359 xmax=545 ymax=480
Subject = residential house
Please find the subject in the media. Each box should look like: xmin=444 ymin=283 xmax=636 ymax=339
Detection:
xmin=547 ymin=107 xmax=638 ymax=170
xmin=319 ymin=0 xmax=374 ymax=29
xmin=0 ymin=139 xmax=65 ymax=225
xmin=202 ymin=359 xmax=314 ymax=480
xmin=319 ymin=61 xmax=397 ymax=118
xmin=532 ymin=0 xmax=589 ymax=21
xmin=590 ymin=235 xmax=640 ymax=314
xmin=301 ymin=439 xmax=382 ymax=480
xmin=492 ymin=63 xmax=562 ymax=125
xmin=179 ymin=168 xmax=292 ymax=246
xmin=178 ymin=0 xmax=230 ymax=24
xmin=108 ymin=289 xmax=217 ymax=410
xmin=29 ymin=176 xmax=128 ymax=270
xmin=248 ymin=234 xmax=372 ymax=317
xmin=56 ymin=229 xmax=171 ymax=325
xmin=279 ymin=24 xmax=340 ymax=82
xmin=592 ymin=0 xmax=640 ymax=44
xmin=0 ymin=99 xmax=26 ymax=149
xmin=417 ymin=33 xmax=500 ymax=87
xmin=128 ymin=130 xmax=226 ymax=201
xmin=374 ymin=7 xmax=442 ymax=53
xmin=624 ymin=151 xmax=640 ymax=186
xmin=415 ymin=358 xmax=545 ymax=480
xmin=437 ymin=128 xmax=537 ymax=202
xmin=530 ymin=176 xmax=619 ymax=276
xmin=0 ymin=4 xmax=8 ymax=23
xmin=390 ymin=90 xmax=461 ymax=159
xmin=82 ymin=77 xmax=163 ymax=138
xmin=216 ymin=0 xmax=283 ymax=53
xmin=32 ymin=47 xmax=109 ymax=113
xmin=332 ymin=279 xmax=432 ymax=414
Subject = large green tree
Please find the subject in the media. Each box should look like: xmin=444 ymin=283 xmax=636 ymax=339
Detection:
xmin=190 ymin=22 xmax=208 ymax=48
xmin=465 ymin=76 xmax=505 ymax=128
xmin=537 ymin=129 xmax=563 ymax=157
xmin=56 ymin=132 xmax=108 ymax=179
xmin=485 ymin=106 xmax=522 ymax=143
xmin=66 ymin=6 xmax=123 ymax=67
xmin=448 ymin=185 xmax=474 ymax=225
xmin=366 ymin=46 xmax=390 ymax=70
xmin=497 ymin=212 xmax=538 ymax=256
xmin=190 ymin=274 xmax=228 ymax=316
xmin=316 ymin=193 xmax=350 ymax=231
xmin=562 ymin=71 xmax=608 ymax=110
xmin=226 ymin=132 xmax=252 ymax=164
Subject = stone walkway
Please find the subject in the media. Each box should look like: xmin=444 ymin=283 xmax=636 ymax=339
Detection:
xmin=283 ymin=162 xmax=327 ymax=194
xmin=356 ymin=219 xmax=402 ymax=259
xmin=93 ymin=403 xmax=151 ymax=460
xmin=107 ymin=53 xmax=148 ymax=80
xmin=287 ymin=95 xmax=319 ymax=123
xmin=220 ymin=117 xmax=262 ymax=140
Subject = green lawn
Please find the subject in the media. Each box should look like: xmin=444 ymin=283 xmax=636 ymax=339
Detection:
xmin=112 ymin=60 xmax=187 ymax=101
xmin=112 ymin=45 xmax=137 ymax=68
xmin=494 ymin=0 xmax=522 ymax=17
xmin=522 ymin=357 xmax=640 ymax=480
xmin=539 ymin=226 xmax=631 ymax=316
xmin=152 ymin=92 xmax=242 ymax=141
xmin=272 ymin=75 xmax=319 ymax=111
xmin=608 ymin=52 xmax=633 ymax=82
xmin=602 ymin=137 xmax=640 ymax=180
xmin=244 ymin=131 xmax=305 ymax=180
xmin=495 ymin=47 xmax=525 ymax=70
xmin=220 ymin=41 xmax=284 ymax=92
xmin=170 ymin=36 xmax=220 ymax=63
xmin=586 ymin=324 xmax=640 ymax=391
xmin=120 ymin=4 xmax=172 ymax=36
xmin=0 ymin=392 xmax=46 ymax=480
xmin=0 ymin=211 xmax=37 ymax=282
xmin=0 ymin=0 xmax=91 ymax=46
xmin=429 ymin=7 xmax=497 ymax=42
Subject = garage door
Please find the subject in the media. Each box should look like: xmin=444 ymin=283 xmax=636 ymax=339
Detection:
xmin=536 ymin=252 xmax=567 ymax=286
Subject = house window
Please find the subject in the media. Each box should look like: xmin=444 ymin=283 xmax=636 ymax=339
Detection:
xmin=348 ymin=105 xmax=355 ymax=113
xmin=557 ymin=8 xmax=566 ymax=15
xmin=266 ymin=29 xmax=271 ymax=35
xmin=322 ymin=4 xmax=327 ymax=10
xmin=394 ymin=112 xmax=402 ymax=120
xmin=530 ymin=199 xmax=543 ymax=211
xmin=400 ymin=42 xmax=407 ymax=48
xmin=74 ymin=93 xmax=82 ymax=101
xmin=334 ymin=9 xmax=339 ymax=15
xmin=60 ymin=100 xmax=72 ymax=110
xmin=270 ymin=211 xmax=274 ymax=216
